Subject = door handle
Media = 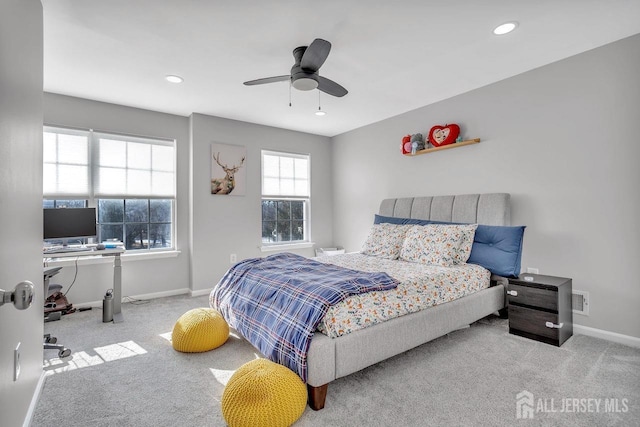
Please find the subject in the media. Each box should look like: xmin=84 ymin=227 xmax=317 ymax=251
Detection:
xmin=0 ymin=281 xmax=35 ymax=310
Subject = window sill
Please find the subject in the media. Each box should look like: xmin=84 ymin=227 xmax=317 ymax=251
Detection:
xmin=260 ymin=242 xmax=315 ymax=253
xmin=43 ymin=249 xmax=181 ymax=267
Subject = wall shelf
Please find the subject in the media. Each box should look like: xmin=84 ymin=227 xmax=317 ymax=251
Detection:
xmin=404 ymin=138 xmax=481 ymax=156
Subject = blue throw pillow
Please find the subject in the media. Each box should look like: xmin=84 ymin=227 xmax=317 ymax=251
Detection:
xmin=467 ymin=225 xmax=525 ymax=278
xmin=374 ymin=214 xmax=430 ymax=226
xmin=372 ymin=214 xmax=525 ymax=278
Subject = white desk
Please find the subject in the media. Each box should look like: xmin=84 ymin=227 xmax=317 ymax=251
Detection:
xmin=43 ymin=248 xmax=125 ymax=323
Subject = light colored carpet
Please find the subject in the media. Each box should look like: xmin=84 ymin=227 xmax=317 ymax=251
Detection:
xmin=33 ymin=294 xmax=640 ymax=427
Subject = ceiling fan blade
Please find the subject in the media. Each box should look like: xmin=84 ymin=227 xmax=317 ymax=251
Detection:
xmin=318 ymin=76 xmax=348 ymax=97
xmin=300 ymin=39 xmax=331 ymax=71
xmin=243 ymin=75 xmax=290 ymax=86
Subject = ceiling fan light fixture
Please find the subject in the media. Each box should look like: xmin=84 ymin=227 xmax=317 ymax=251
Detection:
xmin=493 ymin=22 xmax=518 ymax=35
xmin=292 ymin=77 xmax=318 ymax=91
xmin=165 ymin=75 xmax=184 ymax=83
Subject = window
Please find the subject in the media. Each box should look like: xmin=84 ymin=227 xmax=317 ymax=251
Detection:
xmin=261 ymin=150 xmax=310 ymax=244
xmin=43 ymin=199 xmax=87 ymax=209
xmin=43 ymin=126 xmax=176 ymax=251
xmin=43 ymin=128 xmax=90 ymax=197
xmin=98 ymin=199 xmax=172 ymax=250
xmin=94 ymin=132 xmax=175 ymax=199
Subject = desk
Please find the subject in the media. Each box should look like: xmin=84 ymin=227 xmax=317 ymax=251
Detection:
xmin=43 ymin=248 xmax=125 ymax=323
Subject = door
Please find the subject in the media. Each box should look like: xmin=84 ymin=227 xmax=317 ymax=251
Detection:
xmin=0 ymin=0 xmax=44 ymax=425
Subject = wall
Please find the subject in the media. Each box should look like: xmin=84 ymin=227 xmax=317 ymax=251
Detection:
xmin=0 ymin=1 xmax=44 ymax=425
xmin=331 ymin=34 xmax=640 ymax=338
xmin=42 ymin=93 xmax=191 ymax=304
xmin=190 ymin=113 xmax=333 ymax=292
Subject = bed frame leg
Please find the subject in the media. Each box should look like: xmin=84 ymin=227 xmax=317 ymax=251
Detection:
xmin=498 ymin=307 xmax=508 ymax=319
xmin=307 ymin=384 xmax=328 ymax=410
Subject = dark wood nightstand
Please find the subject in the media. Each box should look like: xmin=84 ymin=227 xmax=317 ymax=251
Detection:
xmin=506 ymin=273 xmax=573 ymax=346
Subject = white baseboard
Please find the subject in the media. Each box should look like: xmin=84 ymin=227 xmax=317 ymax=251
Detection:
xmin=190 ymin=288 xmax=212 ymax=297
xmin=66 ymin=292 xmax=639 ymax=349
xmin=574 ymin=324 xmax=640 ymax=348
xmin=74 ymin=288 xmax=191 ymax=309
xmin=125 ymin=288 xmax=191 ymax=301
xmin=24 ymin=370 xmax=47 ymax=427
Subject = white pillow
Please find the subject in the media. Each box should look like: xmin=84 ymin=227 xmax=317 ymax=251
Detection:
xmin=361 ymin=223 xmax=411 ymax=260
xmin=399 ymin=224 xmax=478 ymax=266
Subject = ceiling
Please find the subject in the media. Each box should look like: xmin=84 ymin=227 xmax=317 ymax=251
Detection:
xmin=42 ymin=1 xmax=640 ymax=137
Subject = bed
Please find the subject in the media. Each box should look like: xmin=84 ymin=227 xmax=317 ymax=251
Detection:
xmin=211 ymin=193 xmax=523 ymax=410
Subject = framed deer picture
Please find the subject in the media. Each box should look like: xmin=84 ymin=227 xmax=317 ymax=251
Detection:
xmin=210 ymin=143 xmax=247 ymax=196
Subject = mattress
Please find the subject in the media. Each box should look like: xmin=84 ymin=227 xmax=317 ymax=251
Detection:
xmin=315 ymin=253 xmax=491 ymax=338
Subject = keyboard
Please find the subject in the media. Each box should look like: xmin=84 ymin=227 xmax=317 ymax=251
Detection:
xmin=43 ymin=247 xmax=92 ymax=254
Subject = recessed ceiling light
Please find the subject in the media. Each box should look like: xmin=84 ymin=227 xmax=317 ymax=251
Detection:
xmin=165 ymin=75 xmax=184 ymax=83
xmin=493 ymin=22 xmax=518 ymax=35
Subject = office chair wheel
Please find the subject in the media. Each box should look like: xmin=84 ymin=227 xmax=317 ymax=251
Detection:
xmin=58 ymin=348 xmax=71 ymax=358
xmin=45 ymin=336 xmax=57 ymax=344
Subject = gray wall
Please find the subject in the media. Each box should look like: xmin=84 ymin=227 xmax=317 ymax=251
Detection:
xmin=331 ymin=34 xmax=640 ymax=338
xmin=43 ymin=93 xmax=191 ymax=304
xmin=189 ymin=113 xmax=333 ymax=292
xmin=0 ymin=1 xmax=44 ymax=425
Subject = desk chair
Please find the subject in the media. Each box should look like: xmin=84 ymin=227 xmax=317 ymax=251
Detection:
xmin=43 ymin=267 xmax=71 ymax=358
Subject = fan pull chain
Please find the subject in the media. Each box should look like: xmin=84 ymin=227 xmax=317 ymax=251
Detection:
xmin=315 ymin=91 xmax=326 ymax=116
xmin=289 ymin=80 xmax=292 ymax=107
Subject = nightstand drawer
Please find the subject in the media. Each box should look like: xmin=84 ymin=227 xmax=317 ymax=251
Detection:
xmin=507 ymin=283 xmax=558 ymax=311
xmin=509 ymin=304 xmax=560 ymax=341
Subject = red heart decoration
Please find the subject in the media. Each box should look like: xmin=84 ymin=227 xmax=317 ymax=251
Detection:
xmin=401 ymin=134 xmax=411 ymax=154
xmin=428 ymin=124 xmax=460 ymax=148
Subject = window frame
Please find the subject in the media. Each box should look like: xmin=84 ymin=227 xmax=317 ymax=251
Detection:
xmin=97 ymin=198 xmax=174 ymax=251
xmin=260 ymin=150 xmax=311 ymax=249
xmin=43 ymin=126 xmax=177 ymax=252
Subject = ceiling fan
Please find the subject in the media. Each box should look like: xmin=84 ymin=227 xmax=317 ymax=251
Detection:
xmin=243 ymin=38 xmax=348 ymax=97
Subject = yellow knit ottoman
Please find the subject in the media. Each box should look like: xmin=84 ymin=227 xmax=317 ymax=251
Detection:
xmin=172 ymin=308 xmax=229 ymax=353
xmin=222 ymin=358 xmax=307 ymax=427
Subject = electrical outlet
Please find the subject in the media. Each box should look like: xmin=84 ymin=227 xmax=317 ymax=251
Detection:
xmin=14 ymin=342 xmax=20 ymax=381
xmin=230 ymin=253 xmax=237 ymax=264
xmin=526 ymin=267 xmax=539 ymax=274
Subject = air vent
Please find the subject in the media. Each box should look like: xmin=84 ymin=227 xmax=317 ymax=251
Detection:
xmin=572 ymin=290 xmax=589 ymax=316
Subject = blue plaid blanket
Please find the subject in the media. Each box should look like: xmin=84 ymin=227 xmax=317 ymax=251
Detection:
xmin=211 ymin=252 xmax=399 ymax=382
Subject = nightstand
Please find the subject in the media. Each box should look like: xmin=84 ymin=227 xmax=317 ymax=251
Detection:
xmin=506 ymin=273 xmax=573 ymax=346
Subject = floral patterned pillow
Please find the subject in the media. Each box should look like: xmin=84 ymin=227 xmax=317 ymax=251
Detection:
xmin=456 ymin=224 xmax=478 ymax=264
xmin=361 ymin=223 xmax=411 ymax=260
xmin=399 ymin=224 xmax=478 ymax=266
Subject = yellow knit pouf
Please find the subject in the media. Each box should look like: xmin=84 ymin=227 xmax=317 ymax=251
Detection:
xmin=172 ymin=308 xmax=229 ymax=353
xmin=222 ymin=358 xmax=307 ymax=427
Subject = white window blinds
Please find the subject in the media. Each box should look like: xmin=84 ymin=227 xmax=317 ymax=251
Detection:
xmin=43 ymin=127 xmax=91 ymax=198
xmin=43 ymin=127 xmax=176 ymax=199
xmin=94 ymin=133 xmax=175 ymax=198
xmin=262 ymin=151 xmax=309 ymax=197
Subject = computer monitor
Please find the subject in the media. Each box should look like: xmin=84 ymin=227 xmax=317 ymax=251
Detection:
xmin=43 ymin=208 xmax=97 ymax=246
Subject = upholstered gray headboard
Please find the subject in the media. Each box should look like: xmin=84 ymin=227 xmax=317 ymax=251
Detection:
xmin=379 ymin=193 xmax=511 ymax=226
